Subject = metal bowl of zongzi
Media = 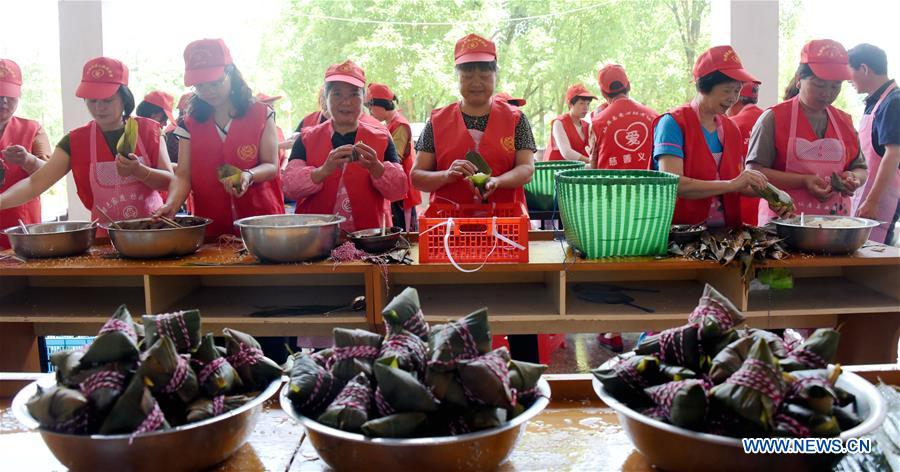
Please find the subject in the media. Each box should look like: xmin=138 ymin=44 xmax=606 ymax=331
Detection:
xmin=592 ymin=358 xmax=886 ymax=472
xmin=234 ymin=214 xmax=345 ymax=263
xmin=11 ymin=375 xmax=282 ymax=472
xmin=773 ymin=215 xmax=880 ymax=254
xmin=104 ymin=216 xmax=211 ymax=259
xmin=279 ymin=378 xmax=551 ymax=471
xmin=3 ymin=221 xmax=97 ymax=258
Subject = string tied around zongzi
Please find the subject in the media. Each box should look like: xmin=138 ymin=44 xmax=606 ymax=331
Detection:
xmin=612 ymin=357 xmax=651 ymax=392
xmin=726 ymin=358 xmax=784 ymax=408
xmin=329 ymin=381 xmax=370 ymax=413
xmin=660 ymin=325 xmax=694 ymax=366
xmin=211 ymin=395 xmax=225 ymax=417
xmin=786 ymin=347 xmax=828 ymax=370
xmin=427 ymin=321 xmax=480 ymax=370
xmin=194 ymin=357 xmax=228 ymax=385
xmin=399 ymin=310 xmax=429 ymax=337
xmin=154 ymin=312 xmax=192 ymax=351
xmin=161 ymin=355 xmax=190 ymax=394
xmin=786 ymin=376 xmax=836 ymax=403
xmin=99 ymin=318 xmax=137 ymax=340
xmin=79 ymin=370 xmax=126 ymax=398
xmin=774 ymin=412 xmax=811 ymax=437
xmin=228 ymin=344 xmax=264 ymax=369
xmin=374 ymin=386 xmax=396 ymax=416
xmin=327 ymin=345 xmax=380 ymax=370
xmin=130 ymin=401 xmax=165 ymax=443
xmin=687 ymin=298 xmax=737 ymax=339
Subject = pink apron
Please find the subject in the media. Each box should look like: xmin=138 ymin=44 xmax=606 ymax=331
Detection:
xmin=759 ymin=99 xmax=850 ymax=225
xmin=851 ymin=83 xmax=898 ymax=243
xmin=89 ymin=121 xmax=163 ymax=235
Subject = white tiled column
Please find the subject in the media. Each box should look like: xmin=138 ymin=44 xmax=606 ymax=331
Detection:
xmin=58 ymin=0 xmax=104 ymax=221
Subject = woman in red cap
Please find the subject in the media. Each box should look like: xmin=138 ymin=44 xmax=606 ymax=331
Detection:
xmin=365 ymin=82 xmax=420 ymax=231
xmin=137 ymin=91 xmax=176 ymax=131
xmin=0 ymin=58 xmax=52 ymax=249
xmin=546 ymin=84 xmax=595 ymax=163
xmin=156 ymin=38 xmax=284 ymax=238
xmin=295 ymin=88 xmax=330 ymax=133
xmin=652 ymin=46 xmax=782 ymax=228
xmin=1 ymin=57 xmax=173 ymax=232
xmin=589 ymin=64 xmax=658 ymax=171
xmin=494 ymin=92 xmax=526 ymax=108
xmin=412 ymin=33 xmax=536 ymax=206
xmin=748 ymin=39 xmax=867 ymax=224
xmin=282 ymin=60 xmax=407 ymax=233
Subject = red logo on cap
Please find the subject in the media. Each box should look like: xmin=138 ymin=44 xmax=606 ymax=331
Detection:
xmin=0 ymin=67 xmax=8 ymax=80
xmin=460 ymin=36 xmax=488 ymax=52
xmin=816 ymin=44 xmax=841 ymax=58
xmin=722 ymin=48 xmax=739 ymax=63
xmin=88 ymin=64 xmax=114 ymax=79
xmin=337 ymin=63 xmax=353 ymax=73
xmin=237 ymin=144 xmax=258 ymax=162
xmin=189 ymin=49 xmax=214 ymax=67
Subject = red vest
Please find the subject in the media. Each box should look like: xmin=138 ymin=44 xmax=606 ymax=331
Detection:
xmin=430 ymin=99 xmax=525 ymax=206
xmin=770 ymin=100 xmax=859 ymax=172
xmin=655 ymin=104 xmax=744 ymax=227
xmin=70 ymin=116 xmax=161 ymax=211
xmin=186 ymin=102 xmax=284 ymax=239
xmin=589 ymin=98 xmax=657 ymax=170
xmin=546 ymin=114 xmax=589 ymax=161
xmin=387 ymin=112 xmax=421 ymax=209
xmin=730 ymin=103 xmax=764 ymax=226
xmin=0 ymin=116 xmax=42 ymax=249
xmin=296 ymin=119 xmax=390 ymax=231
xmin=300 ymin=111 xmax=323 ymax=129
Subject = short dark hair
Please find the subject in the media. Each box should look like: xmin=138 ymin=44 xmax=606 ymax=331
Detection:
xmin=696 ymin=70 xmax=741 ymax=94
xmin=602 ymin=82 xmax=630 ymax=99
xmin=739 ymin=96 xmax=758 ymax=105
xmin=368 ymin=98 xmax=395 ymax=111
xmin=189 ymin=64 xmax=253 ymax=123
xmin=783 ymin=63 xmax=816 ymax=100
xmin=118 ymin=85 xmax=135 ymax=118
xmin=848 ymin=43 xmax=888 ymax=75
xmin=136 ymin=100 xmax=165 ymax=122
xmin=455 ymin=61 xmax=497 ymax=73
xmin=569 ymin=96 xmax=594 ymax=106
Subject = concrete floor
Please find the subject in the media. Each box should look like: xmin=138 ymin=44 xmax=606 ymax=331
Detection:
xmin=544 ymin=333 xmax=642 ymax=374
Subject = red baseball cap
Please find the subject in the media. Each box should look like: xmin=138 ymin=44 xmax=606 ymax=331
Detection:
xmin=597 ymin=63 xmax=630 ymax=94
xmin=177 ymin=92 xmax=194 ymax=112
xmin=325 ymin=60 xmax=365 ymax=88
xmin=454 ymin=34 xmax=497 ymax=65
xmin=739 ymin=82 xmax=759 ymax=99
xmin=801 ymin=39 xmax=852 ymax=81
xmin=0 ymin=59 xmax=23 ymax=97
xmin=255 ymin=92 xmax=283 ymax=103
xmin=692 ymin=45 xmax=759 ymax=83
xmin=75 ymin=57 xmax=128 ymax=99
xmin=183 ymin=38 xmax=233 ymax=87
xmin=367 ymin=83 xmax=395 ymax=101
xmin=143 ymin=91 xmax=175 ymax=124
xmin=495 ymin=92 xmax=526 ymax=107
xmin=565 ymin=83 xmax=597 ymax=103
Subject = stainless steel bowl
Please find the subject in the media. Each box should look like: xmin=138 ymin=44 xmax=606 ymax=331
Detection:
xmin=347 ymin=226 xmax=402 ymax=254
xmin=234 ymin=214 xmax=345 ymax=263
xmin=280 ymin=379 xmax=551 ymax=471
xmin=669 ymin=224 xmax=707 ymax=245
xmin=773 ymin=216 xmax=880 ymax=254
xmin=12 ymin=375 xmax=282 ymax=472
xmin=3 ymin=221 xmax=96 ymax=258
xmin=105 ymin=216 xmax=211 ymax=259
xmin=592 ymin=359 xmax=886 ymax=472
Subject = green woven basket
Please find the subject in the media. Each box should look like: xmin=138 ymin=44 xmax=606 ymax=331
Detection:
xmin=525 ymin=161 xmax=586 ymax=212
xmin=556 ymin=169 xmax=679 ymax=258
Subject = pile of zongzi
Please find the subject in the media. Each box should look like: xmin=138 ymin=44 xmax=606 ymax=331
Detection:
xmin=26 ymin=305 xmax=282 ymax=435
xmin=285 ymin=287 xmax=547 ymax=438
xmin=593 ymin=284 xmax=859 ymax=438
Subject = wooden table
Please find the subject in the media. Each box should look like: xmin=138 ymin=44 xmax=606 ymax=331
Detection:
xmin=3 ymin=367 xmax=897 ymax=472
xmin=1 ymin=234 xmax=898 ymax=396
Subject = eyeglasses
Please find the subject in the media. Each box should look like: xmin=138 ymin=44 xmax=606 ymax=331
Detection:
xmin=192 ymin=75 xmax=228 ymax=93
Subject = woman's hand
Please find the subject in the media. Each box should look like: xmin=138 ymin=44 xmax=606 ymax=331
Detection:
xmin=116 ymin=153 xmax=144 ymax=178
xmin=803 ymin=174 xmax=833 ymax=202
xmin=836 ymin=170 xmax=861 ymax=195
xmin=2 ymin=145 xmax=34 ymax=168
xmin=353 ymin=142 xmax=384 ymax=178
xmin=446 ymin=159 xmax=477 ymax=181
xmin=728 ymin=169 xmax=768 ymax=193
xmin=322 ymin=144 xmax=353 ymax=176
xmin=151 ymin=202 xmax=178 ymax=220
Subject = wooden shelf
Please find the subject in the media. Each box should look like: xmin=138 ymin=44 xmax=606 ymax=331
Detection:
xmin=401 ymin=283 xmax=559 ymax=319
xmin=566 ymin=280 xmax=704 ymax=317
xmin=0 ymin=286 xmax=145 ymax=321
xmin=747 ymin=277 xmax=900 ymax=317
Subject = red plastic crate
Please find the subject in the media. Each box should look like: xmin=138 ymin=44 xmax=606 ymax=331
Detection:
xmin=418 ymin=202 xmax=529 ymax=264
xmin=491 ymin=334 xmax=567 ymax=365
